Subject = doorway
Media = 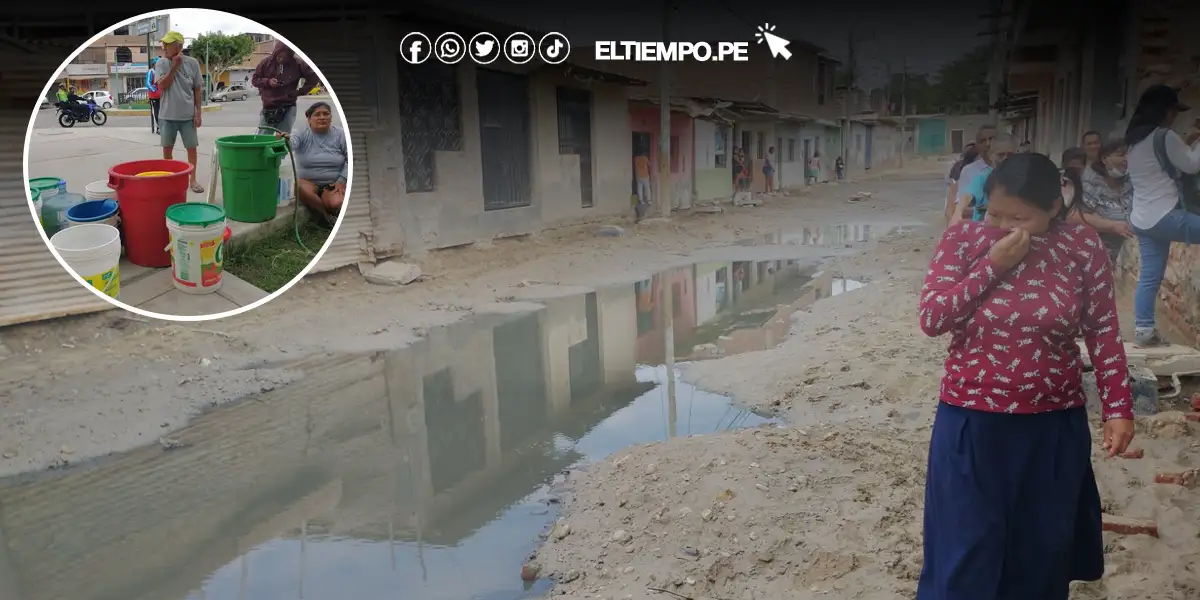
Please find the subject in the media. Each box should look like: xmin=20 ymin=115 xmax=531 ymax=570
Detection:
xmin=802 ymin=139 xmax=811 ymax=184
xmin=951 ymin=129 xmax=965 ymax=153
xmin=557 ymin=87 xmax=594 ymax=207
xmin=477 ymin=70 xmax=532 ymax=211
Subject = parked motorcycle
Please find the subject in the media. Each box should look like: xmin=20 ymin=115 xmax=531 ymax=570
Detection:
xmin=56 ymin=99 xmax=107 ymax=128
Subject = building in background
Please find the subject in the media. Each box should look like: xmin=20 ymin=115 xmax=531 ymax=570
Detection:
xmin=52 ymin=15 xmax=170 ymax=96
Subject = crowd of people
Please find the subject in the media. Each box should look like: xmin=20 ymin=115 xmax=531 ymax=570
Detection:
xmin=920 ymin=83 xmax=1200 ymax=599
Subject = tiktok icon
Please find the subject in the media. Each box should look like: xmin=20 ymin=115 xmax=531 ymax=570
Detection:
xmin=538 ymin=32 xmax=571 ymax=65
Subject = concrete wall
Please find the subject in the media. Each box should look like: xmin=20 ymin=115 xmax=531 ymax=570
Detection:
xmin=396 ymin=63 xmax=632 ymax=251
xmin=692 ymin=119 xmax=732 ymax=202
xmin=630 ymin=106 xmax=694 ymax=209
xmin=868 ymin=122 xmax=903 ymax=169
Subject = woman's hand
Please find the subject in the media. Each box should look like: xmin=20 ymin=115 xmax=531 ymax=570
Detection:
xmin=988 ymin=228 xmax=1031 ymax=270
xmin=1108 ymin=221 xmax=1135 ymax=239
xmin=1103 ymin=418 xmax=1136 ymax=457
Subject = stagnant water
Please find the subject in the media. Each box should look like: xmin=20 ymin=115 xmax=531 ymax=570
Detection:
xmin=0 ymin=257 xmax=867 ymax=600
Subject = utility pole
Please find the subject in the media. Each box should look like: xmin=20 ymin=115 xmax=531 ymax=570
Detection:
xmin=841 ymin=28 xmax=855 ymax=165
xmin=658 ymin=0 xmax=672 ymax=219
xmin=900 ymin=54 xmax=908 ymax=168
xmin=146 ymin=32 xmax=152 ymax=130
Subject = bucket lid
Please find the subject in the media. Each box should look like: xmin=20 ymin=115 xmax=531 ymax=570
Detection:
xmin=166 ymin=203 xmax=226 ymax=228
xmin=85 ymin=180 xmax=110 ymax=190
xmin=29 ymin=177 xmax=63 ymax=190
xmin=136 ymin=171 xmax=175 ymax=177
xmin=29 ymin=188 xmax=40 ymax=201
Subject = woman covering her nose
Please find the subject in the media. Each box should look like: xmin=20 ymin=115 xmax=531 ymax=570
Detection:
xmin=916 ymin=152 xmax=1135 ymax=600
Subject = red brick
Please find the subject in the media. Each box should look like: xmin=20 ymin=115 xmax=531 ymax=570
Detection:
xmin=1155 ymin=470 xmax=1198 ymax=488
xmin=520 ymin=564 xmax=540 ymax=581
xmin=1102 ymin=514 xmax=1159 ymax=537
xmin=1119 ymin=448 xmax=1144 ymax=459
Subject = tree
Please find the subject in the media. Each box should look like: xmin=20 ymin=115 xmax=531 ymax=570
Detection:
xmin=932 ymin=44 xmax=991 ymax=114
xmin=187 ymin=32 xmax=256 ymax=91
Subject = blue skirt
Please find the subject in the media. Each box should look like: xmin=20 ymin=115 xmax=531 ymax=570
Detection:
xmin=917 ymin=402 xmax=1104 ymax=600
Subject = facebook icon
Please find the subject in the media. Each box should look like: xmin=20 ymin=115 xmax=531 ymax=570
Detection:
xmin=400 ymin=32 xmax=432 ymax=64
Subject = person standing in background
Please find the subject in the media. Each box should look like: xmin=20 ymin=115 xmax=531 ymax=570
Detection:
xmin=1124 ymin=85 xmax=1200 ymax=346
xmin=947 ymin=124 xmax=997 ymax=220
xmin=1072 ymin=138 xmax=1134 ymax=263
xmin=763 ymin=146 xmax=777 ymax=194
xmin=944 ymin=144 xmax=978 ymax=223
xmin=146 ymin=57 xmax=161 ymax=134
xmin=1062 ymin=147 xmax=1088 ymax=177
xmin=252 ymin=40 xmax=318 ymax=135
xmin=951 ymin=133 xmax=1017 ymax=224
xmin=633 ymin=149 xmax=652 ymax=206
xmin=808 ymin=150 xmax=822 ymax=185
xmin=835 ymin=155 xmax=845 ymax=181
xmin=1081 ymin=130 xmax=1103 ymax=164
xmin=153 ymin=30 xmax=206 ymax=194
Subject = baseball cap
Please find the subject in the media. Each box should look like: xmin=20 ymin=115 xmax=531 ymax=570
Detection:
xmin=160 ymin=31 xmax=185 ymax=45
xmin=1139 ymin=84 xmax=1191 ymax=113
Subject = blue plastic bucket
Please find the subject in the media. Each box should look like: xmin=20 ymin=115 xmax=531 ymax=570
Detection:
xmin=66 ymin=199 xmax=120 ymax=228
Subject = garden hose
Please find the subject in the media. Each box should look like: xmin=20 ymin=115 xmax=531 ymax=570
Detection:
xmin=256 ymin=125 xmax=313 ymax=255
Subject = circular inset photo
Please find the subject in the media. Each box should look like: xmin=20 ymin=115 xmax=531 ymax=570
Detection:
xmin=24 ymin=8 xmax=352 ymax=321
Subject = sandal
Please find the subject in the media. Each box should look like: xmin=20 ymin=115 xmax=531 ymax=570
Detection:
xmin=190 ymin=181 xmax=205 ymax=194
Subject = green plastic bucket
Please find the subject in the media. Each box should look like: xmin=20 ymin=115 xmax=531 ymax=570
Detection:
xmin=30 ymin=188 xmax=42 ymax=227
xmin=29 ymin=177 xmax=66 ymax=200
xmin=215 ymin=135 xmax=289 ymax=223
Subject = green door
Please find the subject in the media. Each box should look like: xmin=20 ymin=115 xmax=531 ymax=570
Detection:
xmin=917 ymin=119 xmax=947 ymax=155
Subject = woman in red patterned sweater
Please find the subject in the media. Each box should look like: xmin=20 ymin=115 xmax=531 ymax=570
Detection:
xmin=916 ymin=152 xmax=1135 ymax=600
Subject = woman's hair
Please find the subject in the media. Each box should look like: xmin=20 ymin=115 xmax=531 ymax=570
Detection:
xmin=1082 ymin=130 xmax=1102 ymax=142
xmin=305 ymin=101 xmax=332 ymax=119
xmin=1061 ymin=147 xmax=1087 ymax=167
xmin=948 ymin=148 xmax=978 ymax=181
xmin=1089 ymin=138 xmax=1127 ymax=177
xmin=984 ymin=152 xmax=1069 ymax=220
xmin=1125 ymin=86 xmax=1177 ymax=146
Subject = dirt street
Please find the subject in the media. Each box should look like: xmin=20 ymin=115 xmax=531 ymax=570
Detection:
xmin=5 ymin=158 xmax=1195 ymax=599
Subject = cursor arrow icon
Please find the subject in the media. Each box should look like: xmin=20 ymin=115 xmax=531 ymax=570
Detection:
xmin=755 ymin=23 xmax=792 ymax=60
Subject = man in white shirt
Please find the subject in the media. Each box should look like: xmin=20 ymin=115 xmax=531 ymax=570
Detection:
xmin=1124 ymin=85 xmax=1200 ymax=346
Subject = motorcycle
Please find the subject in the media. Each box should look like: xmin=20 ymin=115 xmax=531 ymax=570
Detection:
xmin=56 ymin=98 xmax=107 ymax=128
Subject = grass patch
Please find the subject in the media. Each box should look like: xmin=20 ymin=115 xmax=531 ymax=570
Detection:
xmin=118 ymin=103 xmax=151 ymax=110
xmin=224 ymin=218 xmax=330 ymax=293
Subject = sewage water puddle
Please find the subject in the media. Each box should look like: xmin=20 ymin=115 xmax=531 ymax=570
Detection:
xmin=0 ymin=258 xmax=859 ymax=600
xmin=742 ymin=222 xmax=923 ymax=248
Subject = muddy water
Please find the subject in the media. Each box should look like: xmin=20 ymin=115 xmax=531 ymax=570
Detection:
xmin=0 ymin=258 xmax=855 ymax=600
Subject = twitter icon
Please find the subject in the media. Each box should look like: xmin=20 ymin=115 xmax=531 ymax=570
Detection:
xmin=470 ymin=32 xmax=501 ymax=65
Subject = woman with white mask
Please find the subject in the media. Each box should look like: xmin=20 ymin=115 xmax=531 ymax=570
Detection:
xmin=1073 ymin=138 xmax=1134 ymax=263
xmin=1125 ymin=85 xmax=1200 ymax=346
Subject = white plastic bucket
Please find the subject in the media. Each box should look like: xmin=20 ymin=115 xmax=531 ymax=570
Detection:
xmin=84 ymin=180 xmax=113 ymax=201
xmin=165 ymin=203 xmax=227 ymax=295
xmin=31 ymin=189 xmax=42 ymax=228
xmin=277 ymin=160 xmax=295 ymax=206
xmin=49 ymin=224 xmax=121 ymax=299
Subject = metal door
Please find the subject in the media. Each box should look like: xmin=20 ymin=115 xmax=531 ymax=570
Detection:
xmin=477 ymin=70 xmax=532 ymax=211
xmin=557 ymin=87 xmax=594 ymax=207
xmin=865 ymin=125 xmax=874 ymax=168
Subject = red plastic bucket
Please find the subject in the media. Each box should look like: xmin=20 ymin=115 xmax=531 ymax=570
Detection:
xmin=108 ymin=159 xmax=194 ymax=267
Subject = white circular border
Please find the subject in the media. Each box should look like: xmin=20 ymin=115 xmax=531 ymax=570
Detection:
xmin=434 ymin=32 xmax=467 ymax=65
xmin=538 ymin=32 xmax=572 ymax=65
xmin=468 ymin=32 xmax=501 ymax=65
xmin=399 ymin=31 xmax=432 ymax=65
xmin=503 ymin=32 xmax=537 ymax=65
xmin=23 ymin=8 xmax=356 ymax=323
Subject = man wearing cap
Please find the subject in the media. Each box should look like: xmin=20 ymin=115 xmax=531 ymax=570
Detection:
xmin=153 ymin=30 xmax=206 ymax=194
xmin=251 ymin=40 xmax=318 ymax=135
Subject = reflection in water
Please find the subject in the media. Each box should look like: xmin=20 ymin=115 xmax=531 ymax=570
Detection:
xmin=0 ymin=258 xmax=851 ymax=600
xmin=748 ymin=223 xmax=919 ymax=248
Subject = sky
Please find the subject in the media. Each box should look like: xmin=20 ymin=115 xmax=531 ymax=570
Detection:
xmin=443 ymin=0 xmax=989 ymax=86
xmin=158 ymin=8 xmax=267 ymax=40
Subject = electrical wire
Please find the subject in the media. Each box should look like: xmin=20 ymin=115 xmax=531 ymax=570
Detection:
xmin=255 ymin=124 xmax=316 ymax=256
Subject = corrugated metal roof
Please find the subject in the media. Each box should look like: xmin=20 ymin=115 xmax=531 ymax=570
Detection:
xmin=0 ymin=56 xmax=113 ymax=327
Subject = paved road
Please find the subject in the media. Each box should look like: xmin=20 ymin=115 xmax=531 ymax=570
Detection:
xmin=31 ymin=96 xmax=336 ymax=130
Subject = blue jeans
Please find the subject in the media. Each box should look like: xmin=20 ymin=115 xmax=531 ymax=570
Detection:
xmin=1133 ymin=209 xmax=1200 ymax=329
